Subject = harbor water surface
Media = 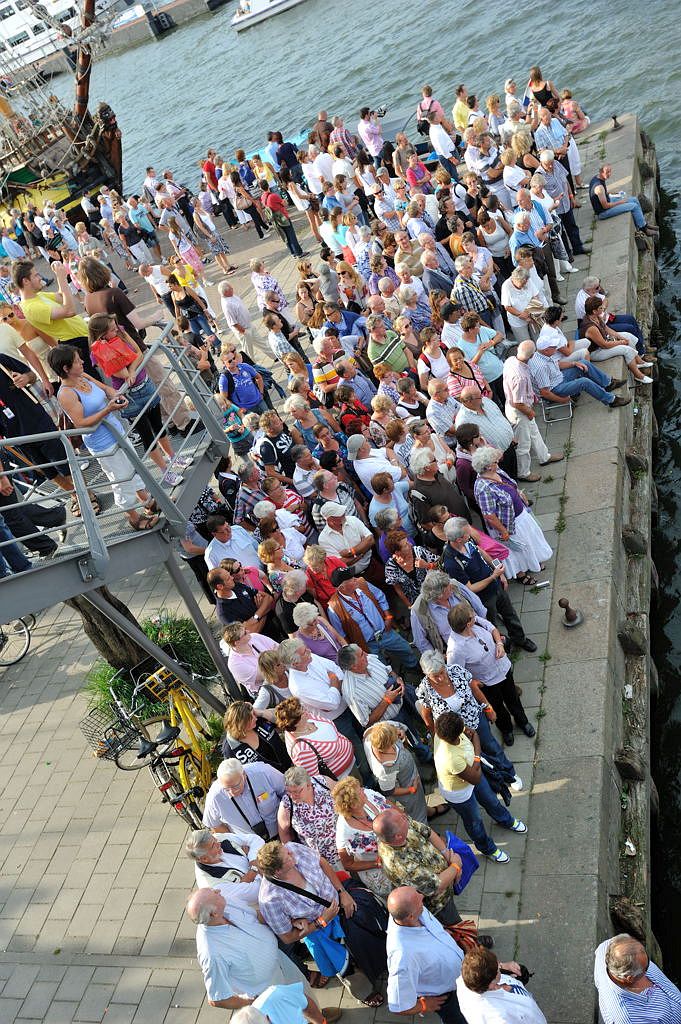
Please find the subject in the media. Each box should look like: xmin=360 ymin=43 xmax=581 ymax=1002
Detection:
xmin=57 ymin=0 xmax=681 ymax=976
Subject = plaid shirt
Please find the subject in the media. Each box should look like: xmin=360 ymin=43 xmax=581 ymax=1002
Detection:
xmin=503 ymin=357 xmax=536 ymax=407
xmin=329 ymin=126 xmax=358 ymax=160
xmin=234 ymin=484 xmax=267 ymax=525
xmin=258 ymin=842 xmax=336 ymax=934
xmin=540 ymin=161 xmax=571 ymax=215
xmin=452 ymin=274 xmax=489 ymax=314
xmin=474 ymin=472 xmax=518 ymax=532
xmin=268 ymin=331 xmax=295 ymax=361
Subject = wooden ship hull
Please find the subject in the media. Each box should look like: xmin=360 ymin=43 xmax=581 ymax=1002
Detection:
xmin=0 ymin=0 xmax=122 ymax=223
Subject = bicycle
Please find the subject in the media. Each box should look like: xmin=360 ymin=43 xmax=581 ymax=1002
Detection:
xmin=79 ymin=675 xmax=208 ymax=829
xmin=0 ymin=614 xmax=36 ymax=667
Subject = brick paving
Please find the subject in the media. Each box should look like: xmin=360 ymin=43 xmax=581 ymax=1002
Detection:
xmin=0 ymin=137 xmax=605 ymax=1022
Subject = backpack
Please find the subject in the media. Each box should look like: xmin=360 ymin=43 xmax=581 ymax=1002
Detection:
xmin=416 ymin=98 xmax=434 ymax=136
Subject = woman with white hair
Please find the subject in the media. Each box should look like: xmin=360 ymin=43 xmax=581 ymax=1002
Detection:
xmin=282 ymin=395 xmax=332 ymax=447
xmin=185 ymin=827 xmax=264 ymax=893
xmin=398 ymin=283 xmax=431 ymax=335
xmin=500 ymin=265 xmax=547 ymax=342
xmin=472 ymin=446 xmax=551 ymax=583
xmin=293 ymin=602 xmax=344 ymax=663
xmin=254 ymin=502 xmax=307 ymax=563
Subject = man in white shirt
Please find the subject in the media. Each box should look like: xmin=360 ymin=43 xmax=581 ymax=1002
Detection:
xmin=138 ymin=262 xmax=174 ymax=316
xmin=387 ymin=886 xmax=466 ymax=1023
xmin=204 ymin=516 xmax=262 ymax=570
xmin=219 ymin=282 xmax=269 ymax=358
xmin=317 ymin=500 xmax=374 ymax=573
xmin=428 ymin=113 xmax=459 ymax=179
xmin=280 ymin=638 xmax=372 ymax=781
xmin=346 ymin=435 xmax=408 ymax=498
xmin=309 ymin=146 xmax=334 ymax=187
xmin=457 ymin=947 xmax=546 ymax=1024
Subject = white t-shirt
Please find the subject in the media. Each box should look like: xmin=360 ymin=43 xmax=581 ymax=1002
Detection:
xmin=319 ymin=514 xmax=373 ymax=570
xmin=387 ymin=908 xmax=464 ymax=1013
xmin=429 ymin=122 xmax=456 ymax=158
xmin=456 ymin=973 xmax=548 ymax=1024
xmin=352 ymin=452 xmax=403 ymax=494
xmin=332 ymin=157 xmax=355 ymax=179
xmin=221 ymin=294 xmax=253 ymax=332
xmin=417 ymin=349 xmax=449 ymax=380
xmin=503 ymin=164 xmax=528 ymax=193
xmin=143 ymin=265 xmax=171 ymax=298
xmin=312 ymin=152 xmax=334 ymax=184
xmin=304 ymin=162 xmax=324 ymax=196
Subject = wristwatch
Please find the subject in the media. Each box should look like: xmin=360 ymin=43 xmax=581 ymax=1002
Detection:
xmin=253 ymin=613 xmax=260 ymax=621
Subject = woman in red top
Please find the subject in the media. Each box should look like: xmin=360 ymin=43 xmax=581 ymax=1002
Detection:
xmin=259 ymin=181 xmax=307 ymax=258
xmin=303 ymin=545 xmax=347 ymax=608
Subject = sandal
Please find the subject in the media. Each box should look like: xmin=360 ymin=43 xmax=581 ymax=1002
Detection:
xmin=131 ymin=513 xmax=160 ymax=532
xmin=309 ymin=971 xmax=330 ymax=989
xmin=88 ymin=493 xmax=101 ymax=515
xmin=516 ymin=573 xmax=538 ymax=587
xmin=70 ymin=495 xmax=82 ymax=518
xmin=360 ymin=992 xmax=384 ymax=1008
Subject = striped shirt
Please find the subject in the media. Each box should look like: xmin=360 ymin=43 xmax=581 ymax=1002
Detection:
xmin=285 ymin=714 xmax=354 ymax=778
xmin=267 ymin=331 xmax=295 ymax=361
xmin=426 ymin=396 xmax=461 ymax=437
xmin=454 ymin=399 xmax=515 ymax=452
xmin=534 ymin=118 xmax=568 ymax=154
xmin=329 ymin=126 xmax=357 ymax=159
xmin=540 ymin=161 xmax=571 ymax=214
xmin=594 ymin=939 xmax=681 ymax=1024
xmin=259 ymin=843 xmax=336 ymax=934
xmin=514 ymin=198 xmax=551 ymax=239
xmin=503 ymin=356 xmax=536 ymax=406
xmin=528 ymin=351 xmax=563 ymax=393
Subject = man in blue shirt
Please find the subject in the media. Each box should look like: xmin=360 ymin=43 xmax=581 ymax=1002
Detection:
xmin=327 ymin=567 xmax=418 ymax=676
xmin=442 ymin=518 xmax=537 ymax=653
xmin=594 ymin=934 xmax=681 ymax=1024
xmin=323 ymin=302 xmax=364 ymax=340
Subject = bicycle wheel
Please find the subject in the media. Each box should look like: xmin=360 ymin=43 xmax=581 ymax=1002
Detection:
xmin=0 ymin=620 xmax=31 ymax=666
xmin=178 ymin=750 xmax=210 ymax=802
xmin=148 ymin=758 xmax=203 ymax=829
xmin=21 ymin=613 xmax=36 ymax=630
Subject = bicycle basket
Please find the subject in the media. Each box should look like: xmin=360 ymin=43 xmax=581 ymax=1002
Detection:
xmin=79 ymin=705 xmax=142 ymax=762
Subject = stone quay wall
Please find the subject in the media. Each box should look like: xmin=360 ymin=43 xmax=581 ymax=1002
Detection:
xmin=519 ymin=114 xmax=660 ymax=1022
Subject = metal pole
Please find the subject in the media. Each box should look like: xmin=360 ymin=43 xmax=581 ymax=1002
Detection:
xmin=82 ymin=589 xmax=226 ymax=714
xmin=164 ymin=550 xmax=241 ymax=701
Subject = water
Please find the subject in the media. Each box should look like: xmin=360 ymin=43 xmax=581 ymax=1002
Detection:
xmin=59 ymin=0 xmax=681 ymax=972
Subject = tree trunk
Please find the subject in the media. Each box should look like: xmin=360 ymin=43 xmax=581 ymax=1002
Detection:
xmin=64 ymin=586 xmax=148 ymax=669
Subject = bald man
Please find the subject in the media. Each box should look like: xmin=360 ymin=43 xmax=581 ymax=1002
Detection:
xmin=386 ymin=886 xmax=466 ymax=1023
xmin=502 ymin=340 xmax=563 ymax=480
xmin=186 ymin=887 xmax=341 ymax=1020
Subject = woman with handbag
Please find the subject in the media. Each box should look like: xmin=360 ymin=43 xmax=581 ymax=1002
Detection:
xmin=257 ymin=838 xmax=387 ymax=1006
xmin=277 ymin=766 xmax=341 ymax=868
xmin=275 ymin=698 xmax=355 ymax=780
xmin=168 ymin=274 xmax=219 ymax=351
xmin=434 ymin=712 xmax=526 ymax=865
xmin=229 ymin=170 xmax=268 ymax=239
xmin=87 ymin=315 xmax=187 ymax=488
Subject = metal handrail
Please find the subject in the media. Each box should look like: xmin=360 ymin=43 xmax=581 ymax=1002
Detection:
xmin=0 ymin=334 xmax=230 ymax=580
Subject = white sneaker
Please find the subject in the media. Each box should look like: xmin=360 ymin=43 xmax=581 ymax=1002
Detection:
xmin=554 ymin=273 xmax=565 ymax=282
xmin=486 ymin=847 xmax=510 ymax=864
xmin=161 ymin=469 xmax=184 ymax=487
xmin=638 ymin=361 xmax=654 ymax=368
xmin=637 ymin=375 xmax=653 ymax=384
xmin=172 ymin=454 xmax=193 ymax=469
xmin=510 ymin=775 xmax=523 ymax=792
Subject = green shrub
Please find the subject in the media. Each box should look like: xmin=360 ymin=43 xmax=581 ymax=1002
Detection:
xmin=84 ymin=610 xmax=214 ymax=716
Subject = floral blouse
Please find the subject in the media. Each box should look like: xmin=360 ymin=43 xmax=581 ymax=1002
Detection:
xmin=280 ymin=776 xmax=339 ymax=867
xmin=384 ymin=545 xmax=438 ymax=604
xmin=267 ymin=555 xmax=304 ymax=596
xmin=416 ymin=664 xmax=482 ymax=729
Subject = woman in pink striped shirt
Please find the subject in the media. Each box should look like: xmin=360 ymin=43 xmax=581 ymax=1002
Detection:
xmin=275 ymin=697 xmax=355 ymax=780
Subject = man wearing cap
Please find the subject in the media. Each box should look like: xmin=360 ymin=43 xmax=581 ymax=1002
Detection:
xmin=346 ymin=435 xmax=409 ymax=497
xmin=374 ymin=183 xmax=402 ymax=232
xmin=327 ymin=566 xmax=419 ymax=675
xmin=317 ymin=502 xmax=374 ymax=574
xmin=528 ymin=331 xmax=630 ymax=409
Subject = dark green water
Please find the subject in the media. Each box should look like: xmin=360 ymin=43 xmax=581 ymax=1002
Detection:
xmin=56 ymin=0 xmax=681 ymax=975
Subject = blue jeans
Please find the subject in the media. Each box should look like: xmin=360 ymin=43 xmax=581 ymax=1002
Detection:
xmin=449 ymin=773 xmax=514 ymax=855
xmin=597 ymin=198 xmax=645 ymax=229
xmin=438 ymin=155 xmax=459 ymax=182
xmin=188 ymin=313 xmax=217 ymax=348
xmin=610 ymin=314 xmax=644 ymax=354
xmin=367 ymin=628 xmax=418 ymax=671
xmin=552 ymin=362 xmax=613 ymax=405
xmin=0 ymin=514 xmax=31 ymax=578
xmin=282 ymin=222 xmax=303 ymax=257
xmin=476 ymin=711 xmax=515 ymax=775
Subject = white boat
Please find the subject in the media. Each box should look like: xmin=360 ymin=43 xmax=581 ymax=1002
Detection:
xmin=231 ymin=0 xmax=307 ymax=32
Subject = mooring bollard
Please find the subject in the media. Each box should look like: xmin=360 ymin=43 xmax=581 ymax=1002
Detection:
xmin=558 ymin=597 xmax=584 ymax=628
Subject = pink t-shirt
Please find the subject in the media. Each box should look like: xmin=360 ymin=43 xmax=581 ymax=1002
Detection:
xmin=225 ymin=634 xmax=278 ymax=694
xmin=417 ymin=97 xmax=445 ymax=121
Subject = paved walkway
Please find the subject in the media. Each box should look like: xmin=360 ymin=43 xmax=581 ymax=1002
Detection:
xmin=0 ymin=135 xmax=608 ymax=1023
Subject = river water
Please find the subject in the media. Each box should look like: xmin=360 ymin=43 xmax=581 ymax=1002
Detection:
xmin=58 ymin=0 xmax=681 ymax=974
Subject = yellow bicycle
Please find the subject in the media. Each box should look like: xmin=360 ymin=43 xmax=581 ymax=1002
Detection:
xmin=138 ymin=667 xmax=216 ymax=797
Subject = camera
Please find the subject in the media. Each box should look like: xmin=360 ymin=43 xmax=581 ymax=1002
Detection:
xmin=375 ymin=105 xmax=387 ymax=118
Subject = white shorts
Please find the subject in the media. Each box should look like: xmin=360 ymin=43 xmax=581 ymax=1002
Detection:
xmin=94 ymin=445 xmax=146 ymax=510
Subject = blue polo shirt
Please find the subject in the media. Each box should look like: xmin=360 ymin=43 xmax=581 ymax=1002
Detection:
xmin=443 ymin=539 xmax=499 ymax=593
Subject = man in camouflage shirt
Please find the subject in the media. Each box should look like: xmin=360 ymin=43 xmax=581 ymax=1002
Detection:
xmin=373 ymin=809 xmax=463 ymax=925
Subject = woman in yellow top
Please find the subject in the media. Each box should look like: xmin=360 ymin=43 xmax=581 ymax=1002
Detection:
xmin=434 ymin=713 xmax=525 ymax=864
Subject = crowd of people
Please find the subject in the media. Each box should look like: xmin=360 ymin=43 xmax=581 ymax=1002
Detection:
xmin=0 ymin=67 xmax=674 ymax=1024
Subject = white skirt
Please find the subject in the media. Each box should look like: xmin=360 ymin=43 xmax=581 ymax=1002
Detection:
xmin=503 ymin=508 xmax=552 ymax=578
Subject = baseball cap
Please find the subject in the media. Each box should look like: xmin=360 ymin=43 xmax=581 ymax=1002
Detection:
xmin=320 ymin=501 xmax=347 ymax=520
xmin=346 ymin=435 xmax=365 ymax=461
